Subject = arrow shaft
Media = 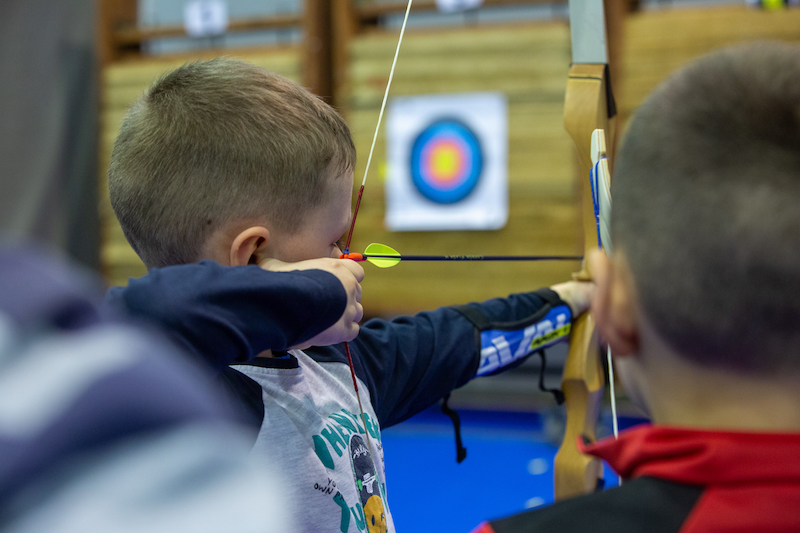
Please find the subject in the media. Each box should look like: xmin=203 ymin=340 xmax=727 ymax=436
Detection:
xmin=345 ymin=253 xmax=583 ymax=262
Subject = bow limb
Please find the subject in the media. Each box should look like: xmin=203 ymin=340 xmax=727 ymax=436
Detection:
xmin=553 ymin=27 xmax=616 ymax=500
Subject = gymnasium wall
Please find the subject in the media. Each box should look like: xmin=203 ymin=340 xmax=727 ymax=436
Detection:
xmin=618 ymin=6 xmax=800 ymax=126
xmin=99 ymin=5 xmax=800 ymax=319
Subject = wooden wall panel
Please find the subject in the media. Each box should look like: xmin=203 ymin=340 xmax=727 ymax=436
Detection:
xmin=99 ymin=48 xmax=302 ymax=287
xmin=617 ymin=6 xmax=800 ymax=126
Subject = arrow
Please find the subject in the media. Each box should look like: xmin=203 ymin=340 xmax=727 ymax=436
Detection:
xmin=340 ymin=243 xmax=583 ymax=268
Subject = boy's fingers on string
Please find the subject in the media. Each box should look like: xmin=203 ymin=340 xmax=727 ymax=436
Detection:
xmin=339 ymin=299 xmax=362 ymax=341
xmin=332 ymin=259 xmax=363 ymax=303
xmin=550 ymin=280 xmax=595 ymax=317
xmin=326 ymin=260 xmax=363 ymax=306
xmin=313 ymin=260 xmax=363 ymax=336
xmin=291 ymin=303 xmax=361 ymax=349
xmin=339 ymin=257 xmax=365 ymax=283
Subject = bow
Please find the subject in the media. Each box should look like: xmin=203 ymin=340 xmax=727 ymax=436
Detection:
xmin=553 ymin=0 xmax=617 ymax=500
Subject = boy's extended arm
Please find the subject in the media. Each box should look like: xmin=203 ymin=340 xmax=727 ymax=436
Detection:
xmin=336 ymin=288 xmax=574 ymax=428
xmin=105 ymin=261 xmax=349 ymax=370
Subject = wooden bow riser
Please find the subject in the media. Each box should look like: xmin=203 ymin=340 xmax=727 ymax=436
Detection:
xmin=554 ymin=63 xmax=614 ymax=501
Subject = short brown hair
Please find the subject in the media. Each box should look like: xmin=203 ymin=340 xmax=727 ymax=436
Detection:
xmin=612 ymin=41 xmax=800 ymax=374
xmin=108 ymin=58 xmax=356 ymax=268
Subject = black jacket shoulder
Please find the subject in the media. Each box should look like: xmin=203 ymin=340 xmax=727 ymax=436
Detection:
xmin=489 ymin=477 xmax=703 ymax=533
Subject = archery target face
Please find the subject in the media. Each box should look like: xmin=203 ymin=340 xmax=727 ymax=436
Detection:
xmin=410 ymin=119 xmax=483 ymax=204
xmin=386 ymin=92 xmax=508 ymax=231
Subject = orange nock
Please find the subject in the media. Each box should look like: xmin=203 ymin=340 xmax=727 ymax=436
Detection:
xmin=340 ymin=253 xmax=365 ymax=262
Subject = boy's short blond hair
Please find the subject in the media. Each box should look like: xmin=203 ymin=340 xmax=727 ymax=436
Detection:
xmin=108 ymin=58 xmax=356 ymax=269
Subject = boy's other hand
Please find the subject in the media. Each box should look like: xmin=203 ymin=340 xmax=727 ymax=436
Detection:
xmin=550 ymin=280 xmax=594 ymax=317
xmin=260 ymin=258 xmax=365 ymax=348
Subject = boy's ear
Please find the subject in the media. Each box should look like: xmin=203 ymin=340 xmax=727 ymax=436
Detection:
xmin=230 ymin=226 xmax=271 ymax=267
xmin=588 ymin=249 xmax=640 ymax=358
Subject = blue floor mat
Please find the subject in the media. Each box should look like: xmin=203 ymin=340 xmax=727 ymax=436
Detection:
xmin=381 ymin=408 xmax=638 ymax=533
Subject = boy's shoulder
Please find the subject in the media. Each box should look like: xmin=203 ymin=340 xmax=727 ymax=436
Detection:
xmin=217 ymin=349 xmax=353 ymax=443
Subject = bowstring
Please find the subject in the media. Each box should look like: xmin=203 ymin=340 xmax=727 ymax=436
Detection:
xmin=343 ymin=0 xmax=413 ymax=254
xmin=341 ymin=0 xmax=414 ymax=513
xmin=592 ymin=155 xmax=621 ymax=485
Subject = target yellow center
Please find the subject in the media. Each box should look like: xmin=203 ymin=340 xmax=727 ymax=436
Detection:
xmin=431 ymin=145 xmax=461 ymax=181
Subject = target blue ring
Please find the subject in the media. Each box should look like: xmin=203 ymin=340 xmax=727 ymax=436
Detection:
xmin=409 ymin=119 xmax=483 ymax=204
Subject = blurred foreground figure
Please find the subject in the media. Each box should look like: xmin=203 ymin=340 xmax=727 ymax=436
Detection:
xmin=473 ymin=41 xmax=800 ymax=533
xmin=0 ymin=246 xmax=293 ymax=533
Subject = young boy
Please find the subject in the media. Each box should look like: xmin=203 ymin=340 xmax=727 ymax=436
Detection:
xmin=108 ymin=58 xmax=590 ymax=533
xmin=472 ymin=41 xmax=800 ymax=533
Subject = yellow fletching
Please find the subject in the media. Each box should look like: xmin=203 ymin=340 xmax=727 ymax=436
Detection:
xmin=364 ymin=243 xmax=401 ymax=268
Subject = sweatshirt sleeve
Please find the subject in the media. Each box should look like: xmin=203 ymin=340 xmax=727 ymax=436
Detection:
xmin=346 ymin=288 xmax=572 ymax=428
xmin=104 ymin=261 xmax=347 ymax=371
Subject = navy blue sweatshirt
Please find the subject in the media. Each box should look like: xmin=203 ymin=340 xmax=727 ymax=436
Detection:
xmin=107 ymin=261 xmax=573 ymax=430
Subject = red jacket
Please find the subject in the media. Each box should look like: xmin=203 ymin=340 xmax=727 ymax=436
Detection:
xmin=472 ymin=425 xmax=800 ymax=533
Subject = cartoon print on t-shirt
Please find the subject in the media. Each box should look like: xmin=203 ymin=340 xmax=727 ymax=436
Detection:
xmin=350 ymin=434 xmax=387 ymax=533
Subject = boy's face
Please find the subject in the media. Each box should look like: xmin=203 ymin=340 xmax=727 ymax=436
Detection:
xmin=268 ymin=171 xmax=355 ymax=262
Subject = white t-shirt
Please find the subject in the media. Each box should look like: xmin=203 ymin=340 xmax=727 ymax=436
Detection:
xmin=233 ymin=350 xmax=395 ymax=533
